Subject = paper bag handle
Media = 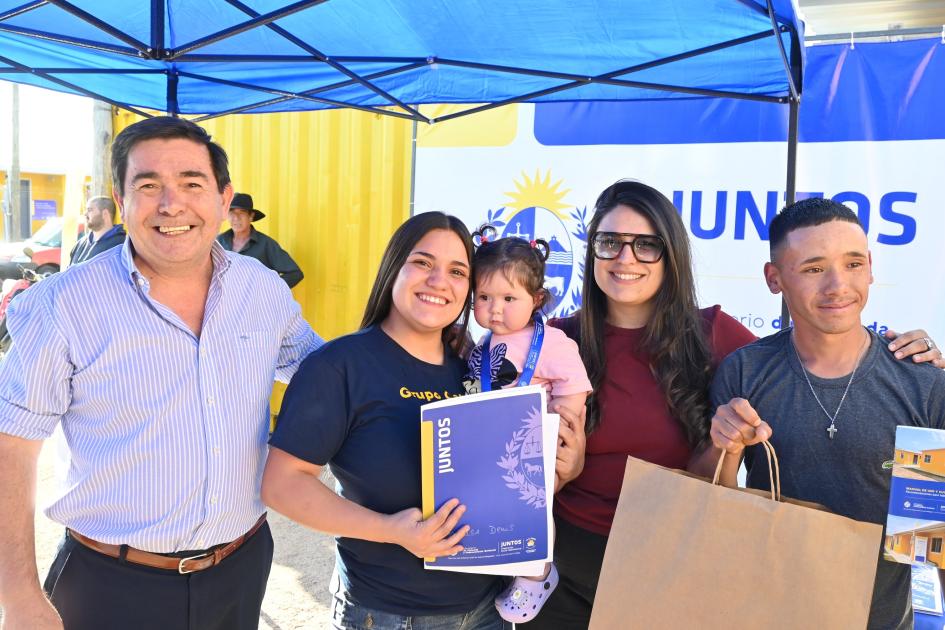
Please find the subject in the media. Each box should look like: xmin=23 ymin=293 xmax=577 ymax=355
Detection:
xmin=712 ymin=440 xmax=781 ymax=502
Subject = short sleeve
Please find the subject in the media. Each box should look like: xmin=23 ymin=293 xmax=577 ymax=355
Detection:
xmin=274 ymin=283 xmax=323 ymax=383
xmin=928 ymin=370 xmax=945 ymax=430
xmin=709 ymin=351 xmax=744 ymax=412
xmin=538 ymin=328 xmax=592 ymax=398
xmin=270 ymin=349 xmax=349 ymax=466
xmin=0 ymin=286 xmax=73 ymax=439
xmin=704 ymin=305 xmax=758 ymax=367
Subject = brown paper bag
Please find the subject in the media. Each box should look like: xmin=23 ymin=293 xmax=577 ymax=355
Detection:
xmin=589 ymin=445 xmax=883 ymax=630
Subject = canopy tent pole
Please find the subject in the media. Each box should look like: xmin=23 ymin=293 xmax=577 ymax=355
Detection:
xmin=150 ymin=0 xmax=164 ymax=56
xmin=764 ymin=0 xmax=802 ymax=330
xmin=780 ymin=97 xmax=799 ymax=330
xmin=166 ymin=70 xmax=179 ymax=116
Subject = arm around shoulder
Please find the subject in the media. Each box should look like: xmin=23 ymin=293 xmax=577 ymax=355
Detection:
xmin=706 ymin=305 xmax=758 ymax=364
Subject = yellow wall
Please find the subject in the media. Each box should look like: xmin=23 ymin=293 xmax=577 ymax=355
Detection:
xmin=896 ymin=449 xmax=920 ymax=465
xmin=113 ymin=109 xmax=414 ymax=341
xmin=891 ymin=533 xmax=913 ymax=555
xmin=113 ymin=108 xmax=414 ymax=421
xmin=919 ymin=449 xmax=945 ymax=476
xmin=0 ymin=171 xmax=67 ymax=238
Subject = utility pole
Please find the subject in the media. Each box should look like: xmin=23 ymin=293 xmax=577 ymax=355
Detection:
xmin=91 ymin=100 xmax=113 ymax=197
xmin=9 ymin=83 xmax=24 ymax=241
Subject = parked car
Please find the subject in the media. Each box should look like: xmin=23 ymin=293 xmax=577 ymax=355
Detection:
xmin=0 ymin=218 xmax=83 ymax=280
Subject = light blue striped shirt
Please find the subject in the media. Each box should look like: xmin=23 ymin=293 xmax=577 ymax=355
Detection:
xmin=0 ymin=239 xmax=323 ymax=552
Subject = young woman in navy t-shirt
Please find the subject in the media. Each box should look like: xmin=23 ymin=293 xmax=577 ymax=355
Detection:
xmin=262 ymin=212 xmax=510 ymax=629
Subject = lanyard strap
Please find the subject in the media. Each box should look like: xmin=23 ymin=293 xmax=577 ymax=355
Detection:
xmin=480 ymin=314 xmax=545 ymax=392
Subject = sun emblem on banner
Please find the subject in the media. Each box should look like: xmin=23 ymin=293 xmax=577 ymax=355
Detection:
xmin=482 ymin=170 xmax=589 ymax=316
xmin=497 ymin=407 xmax=546 ymax=509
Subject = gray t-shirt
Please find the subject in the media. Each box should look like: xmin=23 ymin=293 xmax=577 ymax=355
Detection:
xmin=711 ymin=328 xmax=945 ymax=630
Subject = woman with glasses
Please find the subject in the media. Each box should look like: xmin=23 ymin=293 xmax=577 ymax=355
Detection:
xmin=529 ymin=179 xmax=941 ymax=629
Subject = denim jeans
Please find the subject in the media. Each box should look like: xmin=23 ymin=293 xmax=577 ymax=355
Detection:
xmin=329 ymin=573 xmax=511 ymax=630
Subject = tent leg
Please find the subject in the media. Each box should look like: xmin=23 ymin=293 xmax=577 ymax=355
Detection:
xmin=780 ymin=97 xmax=800 ymax=330
xmin=166 ymin=71 xmax=179 ymax=116
xmin=409 ymin=120 xmax=418 ymax=217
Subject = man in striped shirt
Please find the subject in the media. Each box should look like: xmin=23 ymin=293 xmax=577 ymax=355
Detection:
xmin=0 ymin=117 xmax=323 ymax=630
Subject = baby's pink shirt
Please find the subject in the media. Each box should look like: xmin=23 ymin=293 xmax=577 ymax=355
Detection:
xmin=479 ymin=324 xmax=592 ymax=398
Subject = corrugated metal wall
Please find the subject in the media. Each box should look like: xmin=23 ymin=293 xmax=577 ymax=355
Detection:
xmin=113 ymin=108 xmax=414 ymax=341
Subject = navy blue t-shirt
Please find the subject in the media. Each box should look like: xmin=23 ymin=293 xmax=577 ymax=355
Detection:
xmin=270 ymin=325 xmax=498 ymax=615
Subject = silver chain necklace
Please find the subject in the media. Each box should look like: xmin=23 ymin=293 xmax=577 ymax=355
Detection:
xmin=791 ymin=330 xmax=869 ymax=440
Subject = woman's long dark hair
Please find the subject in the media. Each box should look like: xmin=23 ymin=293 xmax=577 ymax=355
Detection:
xmin=580 ymin=180 xmax=713 ymax=446
xmin=361 ymin=212 xmax=474 ymax=354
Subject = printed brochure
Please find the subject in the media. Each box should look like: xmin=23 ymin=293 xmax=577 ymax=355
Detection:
xmin=884 ymin=426 xmax=945 ymax=570
xmin=420 ymin=385 xmax=556 ymax=576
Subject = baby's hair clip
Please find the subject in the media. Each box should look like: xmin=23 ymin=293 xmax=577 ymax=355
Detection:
xmin=472 ymin=224 xmax=498 ymax=247
xmin=531 ymin=238 xmax=551 ymax=262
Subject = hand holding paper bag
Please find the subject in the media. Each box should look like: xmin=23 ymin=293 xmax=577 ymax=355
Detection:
xmin=710 ymin=397 xmax=773 ymax=454
xmin=709 ymin=397 xmax=773 ymax=486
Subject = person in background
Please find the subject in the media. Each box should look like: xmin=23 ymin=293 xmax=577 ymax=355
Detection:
xmin=217 ymin=192 xmax=304 ymax=288
xmin=69 ymin=196 xmax=126 ymax=265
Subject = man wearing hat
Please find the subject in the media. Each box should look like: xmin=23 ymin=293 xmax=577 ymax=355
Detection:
xmin=217 ymin=192 xmax=304 ymax=288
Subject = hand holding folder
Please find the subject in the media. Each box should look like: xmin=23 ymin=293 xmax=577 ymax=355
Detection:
xmin=387 ymin=498 xmax=469 ymax=560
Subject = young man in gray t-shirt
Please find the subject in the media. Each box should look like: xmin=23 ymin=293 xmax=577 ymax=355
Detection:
xmin=710 ymin=198 xmax=945 ymax=630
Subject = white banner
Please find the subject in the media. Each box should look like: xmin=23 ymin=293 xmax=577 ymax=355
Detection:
xmin=415 ymin=104 xmax=945 ymax=344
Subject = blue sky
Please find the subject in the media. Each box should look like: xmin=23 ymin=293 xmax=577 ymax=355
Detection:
xmin=896 ymin=427 xmax=945 ymax=455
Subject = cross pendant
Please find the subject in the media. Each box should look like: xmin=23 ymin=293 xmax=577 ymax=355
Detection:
xmin=827 ymin=424 xmax=837 ymax=439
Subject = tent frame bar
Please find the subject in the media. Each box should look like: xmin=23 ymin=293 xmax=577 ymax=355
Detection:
xmin=168 ymin=26 xmax=795 ymax=121
xmin=0 ymin=52 xmax=152 ymax=116
xmin=166 ymin=0 xmax=328 ymax=58
xmin=46 ymin=0 xmax=151 ymax=55
xmin=0 ymin=1 xmax=803 ymax=127
xmin=0 ymin=22 xmax=139 ymax=56
xmin=192 ymin=60 xmax=428 ymax=121
xmin=0 ymin=68 xmax=164 ymax=73
xmin=176 ymin=70 xmax=422 ymax=120
xmin=0 ymin=0 xmax=47 ymax=22
xmin=150 ymin=0 xmax=164 ymax=54
xmin=222 ymin=0 xmax=428 ymax=121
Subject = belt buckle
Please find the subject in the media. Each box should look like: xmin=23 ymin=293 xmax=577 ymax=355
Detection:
xmin=178 ymin=552 xmax=211 ymax=574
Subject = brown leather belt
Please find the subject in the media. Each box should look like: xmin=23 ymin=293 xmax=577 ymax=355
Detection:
xmin=67 ymin=514 xmax=267 ymax=575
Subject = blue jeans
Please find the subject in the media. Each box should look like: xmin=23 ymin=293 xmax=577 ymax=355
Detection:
xmin=330 ymin=574 xmax=510 ymax=630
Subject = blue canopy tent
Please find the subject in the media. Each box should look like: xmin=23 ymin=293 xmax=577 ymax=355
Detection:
xmin=0 ymin=0 xmax=805 ymax=320
xmin=0 ymin=1 xmax=802 ymax=117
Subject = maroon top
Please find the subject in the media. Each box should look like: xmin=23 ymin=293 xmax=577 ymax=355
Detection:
xmin=550 ymin=305 xmax=757 ymax=535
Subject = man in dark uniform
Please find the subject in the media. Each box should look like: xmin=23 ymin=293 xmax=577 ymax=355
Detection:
xmin=217 ymin=192 xmax=304 ymax=288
